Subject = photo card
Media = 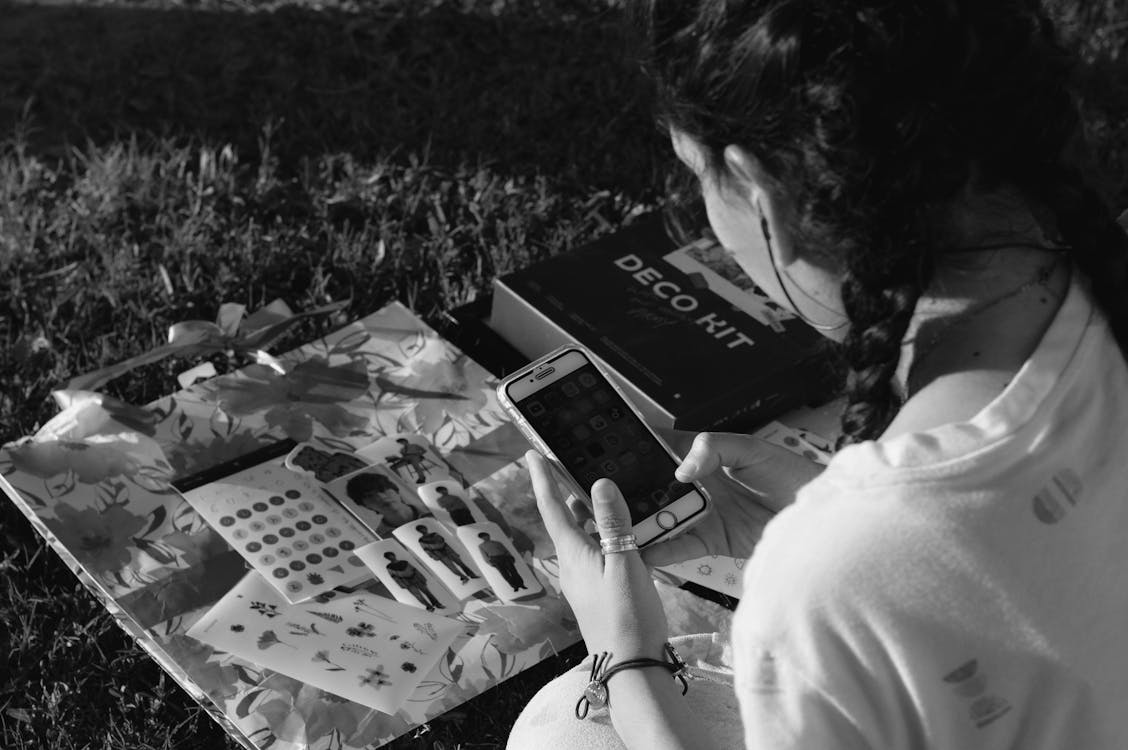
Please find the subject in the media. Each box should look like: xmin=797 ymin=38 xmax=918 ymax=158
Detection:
xmin=355 ymin=433 xmax=455 ymax=487
xmin=392 ymin=517 xmax=489 ymax=600
xmin=354 ymin=539 xmax=460 ymax=616
xmin=186 ymin=571 xmax=464 ymax=714
xmin=325 ymin=465 xmax=431 ymax=532
xmin=454 ymin=521 xmax=544 ymax=603
xmin=416 ymin=479 xmax=488 ymax=527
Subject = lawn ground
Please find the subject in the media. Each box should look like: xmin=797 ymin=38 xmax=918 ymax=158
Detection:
xmin=1 ymin=1 xmax=1126 ymax=748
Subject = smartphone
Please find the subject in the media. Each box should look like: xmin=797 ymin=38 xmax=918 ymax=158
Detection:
xmin=498 ymin=345 xmax=709 ymax=548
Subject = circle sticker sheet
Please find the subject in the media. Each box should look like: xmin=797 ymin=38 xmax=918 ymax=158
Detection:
xmin=180 ymin=460 xmax=377 ymax=602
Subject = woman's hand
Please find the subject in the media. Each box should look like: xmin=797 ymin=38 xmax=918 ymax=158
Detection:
xmin=527 ymin=449 xmax=668 ymax=660
xmin=641 ymin=430 xmax=824 ymax=568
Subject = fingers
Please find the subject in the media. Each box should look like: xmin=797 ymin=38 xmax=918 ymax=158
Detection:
xmin=640 ymin=531 xmax=709 ymax=567
xmin=566 ymin=494 xmax=593 ymax=526
xmin=674 ymin=431 xmax=765 ymax=482
xmin=527 ymin=450 xmax=592 ymax=555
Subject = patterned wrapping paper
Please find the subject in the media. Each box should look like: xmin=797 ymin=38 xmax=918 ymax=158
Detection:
xmin=0 ymin=302 xmax=583 ymax=750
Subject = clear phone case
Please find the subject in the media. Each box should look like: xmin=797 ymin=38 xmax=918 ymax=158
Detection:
xmin=496 ymin=344 xmax=709 ymax=536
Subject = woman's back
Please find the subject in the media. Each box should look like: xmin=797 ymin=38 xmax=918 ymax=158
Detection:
xmin=735 ymin=271 xmax=1128 ymax=748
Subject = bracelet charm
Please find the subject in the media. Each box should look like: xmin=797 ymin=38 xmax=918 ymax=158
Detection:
xmin=574 ymin=644 xmax=689 ymax=720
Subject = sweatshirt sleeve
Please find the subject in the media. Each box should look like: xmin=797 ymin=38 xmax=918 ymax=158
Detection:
xmin=736 ymin=642 xmax=873 ymax=750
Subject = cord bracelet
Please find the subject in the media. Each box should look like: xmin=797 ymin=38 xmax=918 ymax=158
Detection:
xmin=574 ymin=643 xmax=690 ymax=719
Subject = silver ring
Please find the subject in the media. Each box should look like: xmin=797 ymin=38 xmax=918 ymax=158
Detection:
xmin=599 ymin=534 xmax=639 ymax=555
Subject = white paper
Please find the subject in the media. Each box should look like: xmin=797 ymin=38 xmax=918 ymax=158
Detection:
xmin=353 ymin=539 xmax=460 ymax=616
xmin=455 ymin=521 xmax=544 ymax=603
xmin=392 ymin=517 xmax=489 ymax=600
xmin=186 ymin=572 xmax=464 ymax=713
xmin=180 ymin=460 xmax=376 ymax=602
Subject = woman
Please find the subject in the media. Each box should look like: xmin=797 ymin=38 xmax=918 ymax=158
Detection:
xmin=508 ymin=0 xmax=1128 ymax=748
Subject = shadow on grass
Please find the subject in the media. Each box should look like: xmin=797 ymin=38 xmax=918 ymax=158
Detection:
xmin=0 ymin=1 xmax=666 ymax=192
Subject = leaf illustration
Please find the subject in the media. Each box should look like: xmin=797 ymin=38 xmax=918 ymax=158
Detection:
xmin=233 ymin=665 xmax=259 ymax=685
xmin=359 ymin=350 xmax=403 ymax=368
xmin=143 ymin=505 xmax=168 ymax=536
xmin=256 ymin=630 xmax=295 ymax=650
xmin=314 ymin=435 xmax=356 ymax=453
xmin=47 ymin=469 xmax=76 ymax=498
xmin=308 ymin=611 xmax=343 ymax=624
xmin=312 ymin=649 xmax=346 ymax=672
xmin=132 ymin=537 xmax=176 ymax=565
xmin=16 ymin=486 xmax=46 ymax=508
xmin=177 ymin=412 xmax=194 ymax=442
xmin=441 ymin=647 xmax=464 ymax=684
xmin=329 ymin=329 xmax=371 ymax=355
xmin=411 ymin=680 xmax=451 ymax=701
xmin=150 ymin=397 xmax=177 ymax=422
xmin=235 ymin=688 xmax=266 ymax=718
xmin=373 ymin=375 xmax=469 ymax=402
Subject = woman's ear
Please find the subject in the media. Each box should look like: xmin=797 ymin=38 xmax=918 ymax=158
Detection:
xmin=722 ymin=145 xmax=797 ymax=266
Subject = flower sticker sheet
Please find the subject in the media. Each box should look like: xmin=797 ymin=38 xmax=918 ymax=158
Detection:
xmin=186 ymin=572 xmax=463 ymax=713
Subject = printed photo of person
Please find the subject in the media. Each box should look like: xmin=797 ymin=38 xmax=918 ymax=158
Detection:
xmin=416 ymin=524 xmax=479 ymax=583
xmin=386 ymin=437 xmax=435 ymax=484
xmin=433 ymin=485 xmax=475 ymax=525
xmin=476 ymin=532 xmax=525 ymax=591
xmin=383 ymin=551 xmax=444 ymax=611
xmin=344 ymin=470 xmax=422 ymax=527
xmin=455 ymin=521 xmax=543 ymax=603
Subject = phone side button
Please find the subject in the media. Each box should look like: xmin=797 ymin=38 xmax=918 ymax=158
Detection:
xmin=656 ymin=511 xmax=678 ymax=530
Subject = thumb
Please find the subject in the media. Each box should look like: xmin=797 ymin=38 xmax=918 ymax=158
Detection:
xmin=591 ymin=478 xmax=635 ymax=543
xmin=674 ymin=432 xmax=764 ymax=482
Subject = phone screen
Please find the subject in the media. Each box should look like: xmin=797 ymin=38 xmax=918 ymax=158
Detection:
xmin=511 ymin=362 xmax=696 ymax=523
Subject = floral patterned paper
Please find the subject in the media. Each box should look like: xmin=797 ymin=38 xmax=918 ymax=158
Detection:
xmin=0 ymin=302 xmax=581 ymax=750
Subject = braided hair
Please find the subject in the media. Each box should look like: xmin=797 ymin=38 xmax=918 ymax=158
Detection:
xmin=634 ymin=0 xmax=1128 ymax=446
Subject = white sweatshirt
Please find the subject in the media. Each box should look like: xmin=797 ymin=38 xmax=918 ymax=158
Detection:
xmin=733 ymin=273 xmax=1128 ymax=749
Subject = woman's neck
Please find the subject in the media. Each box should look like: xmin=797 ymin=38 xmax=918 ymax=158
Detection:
xmin=883 ymin=197 xmax=1071 ymax=439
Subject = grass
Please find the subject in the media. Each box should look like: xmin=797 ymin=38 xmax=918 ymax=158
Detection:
xmin=1 ymin=0 xmax=1126 ymax=748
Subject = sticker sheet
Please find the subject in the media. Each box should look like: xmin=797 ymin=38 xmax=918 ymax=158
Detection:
xmin=455 ymin=521 xmax=544 ymax=603
xmin=356 ymin=434 xmax=454 ymax=487
xmin=416 ymin=479 xmax=488 ymax=527
xmin=657 ymin=554 xmax=747 ymax=599
xmin=180 ymin=461 xmax=377 ymax=602
xmin=752 ymin=421 xmax=833 ymax=465
xmin=284 ymin=442 xmax=371 ymax=484
xmin=391 ymin=517 xmax=489 ymax=600
xmin=353 ymin=539 xmax=460 ymax=616
xmin=186 ymin=572 xmax=464 ymax=714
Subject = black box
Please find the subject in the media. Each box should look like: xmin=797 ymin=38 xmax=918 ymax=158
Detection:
xmin=488 ymin=215 xmax=833 ymax=431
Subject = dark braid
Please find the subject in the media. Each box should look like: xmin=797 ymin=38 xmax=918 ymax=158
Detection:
xmin=1026 ymin=167 xmax=1128 ymax=355
xmin=633 ymin=0 xmax=1128 ymax=445
xmin=837 ymin=261 xmax=931 ymax=448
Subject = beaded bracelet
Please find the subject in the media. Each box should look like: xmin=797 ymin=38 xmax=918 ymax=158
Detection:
xmin=574 ymin=643 xmax=690 ymax=719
